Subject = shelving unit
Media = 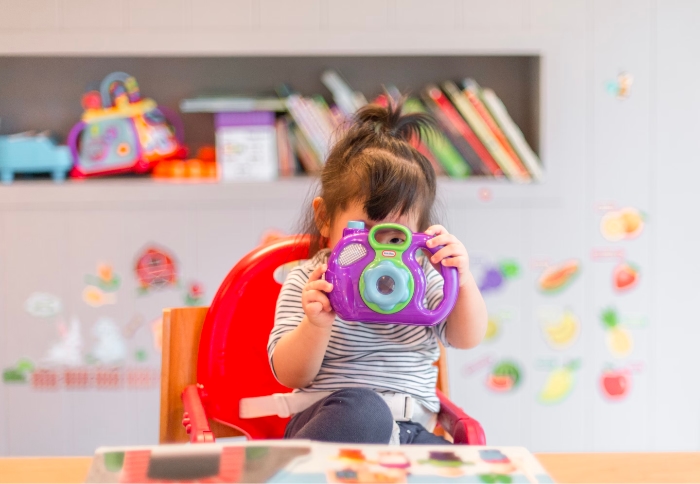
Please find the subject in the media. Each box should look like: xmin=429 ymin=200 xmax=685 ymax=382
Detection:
xmin=0 ymin=55 xmax=541 ymax=167
xmin=0 ymin=177 xmax=561 ymax=210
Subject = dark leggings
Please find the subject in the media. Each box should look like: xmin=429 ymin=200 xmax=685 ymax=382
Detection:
xmin=284 ymin=388 xmax=450 ymax=445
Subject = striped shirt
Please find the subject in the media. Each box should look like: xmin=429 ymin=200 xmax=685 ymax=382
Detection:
xmin=267 ymin=248 xmax=450 ymax=413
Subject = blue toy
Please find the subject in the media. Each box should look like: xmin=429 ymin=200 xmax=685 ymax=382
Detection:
xmin=0 ymin=132 xmax=72 ymax=184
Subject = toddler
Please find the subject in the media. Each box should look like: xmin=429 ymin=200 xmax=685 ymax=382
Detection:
xmin=267 ymin=98 xmax=487 ymax=445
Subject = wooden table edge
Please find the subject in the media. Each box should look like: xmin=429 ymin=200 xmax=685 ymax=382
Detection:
xmin=2 ymin=452 xmax=700 ymax=483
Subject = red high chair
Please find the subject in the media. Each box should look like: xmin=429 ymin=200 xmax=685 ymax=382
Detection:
xmin=159 ymin=235 xmax=485 ymax=445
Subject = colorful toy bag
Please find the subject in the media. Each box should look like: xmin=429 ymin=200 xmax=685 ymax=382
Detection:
xmin=68 ymin=72 xmax=186 ymax=177
xmin=325 ymin=222 xmax=459 ymax=326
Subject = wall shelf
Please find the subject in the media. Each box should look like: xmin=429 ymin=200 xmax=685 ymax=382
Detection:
xmin=0 ymin=177 xmax=560 ymax=211
xmin=0 ymin=55 xmax=541 ymax=160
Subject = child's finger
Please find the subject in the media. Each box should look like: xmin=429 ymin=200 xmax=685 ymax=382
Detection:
xmin=305 ymin=288 xmax=330 ymax=305
xmin=305 ymin=280 xmax=334 ymax=294
xmin=426 ymin=233 xmax=457 ymax=249
xmin=307 ymin=263 xmax=328 ymax=282
xmin=425 ymin=224 xmax=447 ymax=236
xmin=305 ymin=301 xmax=323 ymax=317
xmin=305 ymin=290 xmax=333 ymax=313
xmin=430 ymin=245 xmax=462 ymax=264
xmin=441 ymin=256 xmax=465 ymax=267
xmin=321 ymin=295 xmax=333 ymax=313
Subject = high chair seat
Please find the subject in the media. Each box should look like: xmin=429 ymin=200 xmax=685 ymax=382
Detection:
xmin=160 ymin=235 xmax=485 ymax=445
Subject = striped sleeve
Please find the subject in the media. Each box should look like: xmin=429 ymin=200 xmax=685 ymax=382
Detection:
xmin=267 ymin=264 xmax=310 ymax=378
xmin=421 ymin=255 xmax=451 ymax=348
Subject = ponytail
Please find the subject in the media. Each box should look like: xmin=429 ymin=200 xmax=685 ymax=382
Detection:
xmin=300 ymin=95 xmax=439 ymax=255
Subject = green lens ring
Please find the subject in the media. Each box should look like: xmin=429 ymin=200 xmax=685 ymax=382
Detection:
xmin=368 ymin=223 xmax=412 ymax=252
xmin=359 ymin=259 xmax=415 ymax=314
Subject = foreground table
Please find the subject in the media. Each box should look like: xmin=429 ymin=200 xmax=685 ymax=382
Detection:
xmin=1 ymin=453 xmax=700 ymax=483
xmin=537 ymin=452 xmax=700 ymax=483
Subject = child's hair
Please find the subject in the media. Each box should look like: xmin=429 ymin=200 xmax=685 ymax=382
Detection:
xmin=301 ymin=96 xmax=439 ymax=254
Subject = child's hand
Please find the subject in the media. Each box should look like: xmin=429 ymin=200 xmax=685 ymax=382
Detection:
xmin=425 ymin=225 xmax=472 ymax=287
xmin=302 ymin=264 xmax=336 ymax=329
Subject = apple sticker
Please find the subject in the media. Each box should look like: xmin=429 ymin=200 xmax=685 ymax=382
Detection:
xmin=600 ymin=367 xmax=630 ymax=401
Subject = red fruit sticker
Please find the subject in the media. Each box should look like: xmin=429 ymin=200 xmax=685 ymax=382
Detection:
xmin=613 ymin=262 xmax=639 ymax=292
xmin=485 ymin=360 xmax=522 ymax=393
xmin=600 ymin=368 xmax=630 ymax=401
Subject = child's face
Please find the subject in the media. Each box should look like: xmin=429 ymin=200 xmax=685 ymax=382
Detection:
xmin=317 ymin=199 xmax=420 ymax=249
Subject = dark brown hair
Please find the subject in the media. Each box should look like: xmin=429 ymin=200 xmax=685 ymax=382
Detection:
xmin=300 ymin=96 xmax=439 ymax=254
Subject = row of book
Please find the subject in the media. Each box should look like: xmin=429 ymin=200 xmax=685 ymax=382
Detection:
xmin=180 ymin=71 xmax=543 ymax=182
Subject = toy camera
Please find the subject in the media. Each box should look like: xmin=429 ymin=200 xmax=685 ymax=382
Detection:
xmin=325 ymin=222 xmax=459 ymax=326
xmin=68 ymin=72 xmax=186 ymax=178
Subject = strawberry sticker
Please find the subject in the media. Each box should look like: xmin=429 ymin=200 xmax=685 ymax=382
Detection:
xmin=613 ymin=262 xmax=639 ymax=292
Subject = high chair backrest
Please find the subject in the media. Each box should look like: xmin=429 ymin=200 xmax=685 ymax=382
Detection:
xmin=195 ymin=235 xmax=311 ymax=439
xmin=161 ymin=234 xmax=453 ymax=443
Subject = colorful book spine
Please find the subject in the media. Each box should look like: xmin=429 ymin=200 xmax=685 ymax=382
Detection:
xmin=403 ymin=98 xmax=470 ymax=178
xmin=480 ymin=87 xmax=544 ymax=182
xmin=462 ymin=79 xmax=532 ymax=181
xmin=311 ymin=95 xmax=342 ymax=147
xmin=372 ymin=94 xmax=444 ymax=177
xmin=275 ymin=117 xmax=294 ymax=177
xmin=442 ymin=81 xmax=529 ymax=183
xmin=289 ymin=123 xmax=321 ymax=175
xmin=422 ymin=85 xmax=500 ymax=177
xmin=322 ymin=69 xmax=367 ymax=117
xmin=285 ymin=95 xmax=329 ymax=162
xmin=415 ymin=141 xmax=446 ymax=177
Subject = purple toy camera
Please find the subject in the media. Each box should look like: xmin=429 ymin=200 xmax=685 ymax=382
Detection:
xmin=325 ymin=222 xmax=459 ymax=326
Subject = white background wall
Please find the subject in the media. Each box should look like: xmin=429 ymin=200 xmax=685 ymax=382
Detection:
xmin=1 ymin=0 xmax=699 ymax=455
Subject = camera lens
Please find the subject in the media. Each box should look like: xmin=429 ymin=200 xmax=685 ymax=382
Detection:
xmin=377 ymin=275 xmax=395 ymax=295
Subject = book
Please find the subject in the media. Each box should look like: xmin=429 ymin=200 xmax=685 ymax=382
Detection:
xmin=276 ymin=117 xmax=295 ymax=177
xmin=421 ymin=85 xmax=500 ymax=177
xmin=442 ymin=81 xmax=529 ymax=183
xmin=85 ymin=440 xmax=555 ymax=483
xmin=322 ymin=69 xmax=368 ymax=117
xmin=285 ymin=94 xmax=336 ymax=163
xmin=372 ymin=93 xmax=445 ymax=177
xmin=403 ymin=98 xmax=470 ymax=178
xmin=215 ymin=112 xmax=278 ymax=181
xmin=462 ymin=79 xmax=533 ymax=181
xmin=180 ymin=96 xmax=287 ymax=113
xmin=480 ymin=87 xmax=544 ymax=182
xmin=289 ymin=122 xmax=322 ymax=175
xmin=415 ymin=138 xmax=446 ymax=177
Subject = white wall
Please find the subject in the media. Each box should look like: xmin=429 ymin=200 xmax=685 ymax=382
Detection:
xmin=0 ymin=0 xmax=699 ymax=454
